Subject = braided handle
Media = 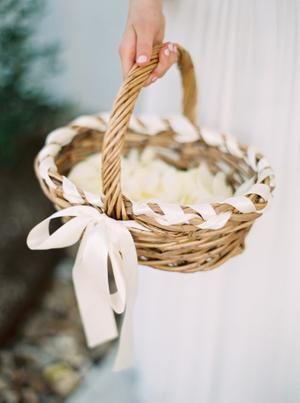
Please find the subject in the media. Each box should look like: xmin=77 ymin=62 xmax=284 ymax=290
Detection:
xmin=102 ymin=44 xmax=198 ymax=219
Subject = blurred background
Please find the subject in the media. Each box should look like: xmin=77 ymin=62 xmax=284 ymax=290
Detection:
xmin=1 ymin=1 xmax=300 ymax=403
xmin=0 ymin=1 xmax=130 ymax=401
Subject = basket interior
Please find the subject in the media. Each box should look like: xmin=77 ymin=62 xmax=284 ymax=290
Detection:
xmin=54 ymin=126 xmax=256 ymax=199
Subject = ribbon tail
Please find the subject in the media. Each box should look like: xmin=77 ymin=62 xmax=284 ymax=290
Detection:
xmin=110 ymin=224 xmax=138 ymax=371
xmin=72 ymin=225 xmax=118 ymax=347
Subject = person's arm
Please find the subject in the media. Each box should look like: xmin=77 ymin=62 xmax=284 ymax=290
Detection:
xmin=119 ymin=0 xmax=177 ymax=85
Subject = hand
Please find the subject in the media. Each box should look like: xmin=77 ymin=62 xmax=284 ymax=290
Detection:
xmin=119 ymin=0 xmax=178 ymax=86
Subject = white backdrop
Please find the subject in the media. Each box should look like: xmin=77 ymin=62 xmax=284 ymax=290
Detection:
xmin=135 ymin=1 xmax=300 ymax=402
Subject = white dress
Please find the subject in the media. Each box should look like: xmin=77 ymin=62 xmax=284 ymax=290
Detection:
xmin=134 ymin=1 xmax=300 ymax=402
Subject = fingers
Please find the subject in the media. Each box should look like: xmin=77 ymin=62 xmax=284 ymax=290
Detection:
xmin=134 ymin=24 xmax=154 ymax=66
xmin=119 ymin=23 xmax=155 ymax=78
xmin=120 ymin=1 xmax=165 ymax=79
xmin=144 ymin=42 xmax=178 ymax=86
xmin=119 ymin=28 xmax=177 ymax=87
xmin=119 ymin=25 xmax=137 ymax=79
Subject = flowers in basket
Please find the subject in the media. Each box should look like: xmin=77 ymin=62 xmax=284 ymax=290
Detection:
xmin=68 ymin=147 xmax=233 ymax=205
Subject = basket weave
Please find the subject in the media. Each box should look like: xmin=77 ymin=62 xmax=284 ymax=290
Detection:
xmin=34 ymin=44 xmax=275 ymax=273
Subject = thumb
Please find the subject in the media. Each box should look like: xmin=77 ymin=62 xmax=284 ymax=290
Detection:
xmin=135 ymin=26 xmax=154 ymax=65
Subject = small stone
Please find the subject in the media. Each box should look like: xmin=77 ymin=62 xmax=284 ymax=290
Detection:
xmin=22 ymin=388 xmax=39 ymax=403
xmin=0 ymin=390 xmax=18 ymax=403
xmin=42 ymin=335 xmax=77 ymax=357
xmin=28 ymin=374 xmax=48 ymax=394
xmin=13 ymin=344 xmax=53 ymax=368
xmin=0 ymin=376 xmax=8 ymax=390
xmin=0 ymin=351 xmax=13 ymax=369
xmin=43 ymin=362 xmax=81 ymax=397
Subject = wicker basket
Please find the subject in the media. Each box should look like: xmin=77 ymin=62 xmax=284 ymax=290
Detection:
xmin=32 ymin=44 xmax=275 ymax=273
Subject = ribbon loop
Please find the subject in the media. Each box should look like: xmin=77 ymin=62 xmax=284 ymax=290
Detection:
xmin=27 ymin=205 xmax=138 ymax=371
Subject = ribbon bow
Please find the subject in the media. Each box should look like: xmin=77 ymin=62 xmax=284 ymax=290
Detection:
xmin=27 ymin=205 xmax=138 ymax=371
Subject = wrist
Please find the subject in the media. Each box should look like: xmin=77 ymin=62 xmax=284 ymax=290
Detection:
xmin=129 ymin=0 xmax=163 ymax=13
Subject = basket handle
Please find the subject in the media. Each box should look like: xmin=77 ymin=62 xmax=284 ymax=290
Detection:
xmin=102 ymin=44 xmax=198 ymax=219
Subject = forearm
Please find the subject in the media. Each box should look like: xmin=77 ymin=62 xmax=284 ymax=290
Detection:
xmin=128 ymin=0 xmax=163 ymax=12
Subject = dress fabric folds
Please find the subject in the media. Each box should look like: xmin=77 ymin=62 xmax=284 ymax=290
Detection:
xmin=134 ymin=1 xmax=300 ymax=402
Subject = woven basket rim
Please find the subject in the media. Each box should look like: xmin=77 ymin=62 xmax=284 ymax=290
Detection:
xmin=35 ymin=111 xmax=275 ymax=232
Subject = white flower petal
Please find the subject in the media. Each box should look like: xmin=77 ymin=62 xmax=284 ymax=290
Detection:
xmin=68 ymin=147 xmax=233 ymax=206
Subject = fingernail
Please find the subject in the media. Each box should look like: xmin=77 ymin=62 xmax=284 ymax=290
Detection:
xmin=164 ymin=48 xmax=170 ymax=57
xmin=137 ymin=55 xmax=148 ymax=64
xmin=151 ymin=76 xmax=158 ymax=83
xmin=173 ymin=45 xmax=177 ymax=53
xmin=168 ymin=43 xmax=173 ymax=51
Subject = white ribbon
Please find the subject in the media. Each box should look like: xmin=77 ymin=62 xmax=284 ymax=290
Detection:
xmin=26 ymin=205 xmax=138 ymax=371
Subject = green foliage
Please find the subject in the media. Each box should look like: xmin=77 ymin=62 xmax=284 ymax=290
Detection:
xmin=0 ymin=0 xmax=71 ymax=164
